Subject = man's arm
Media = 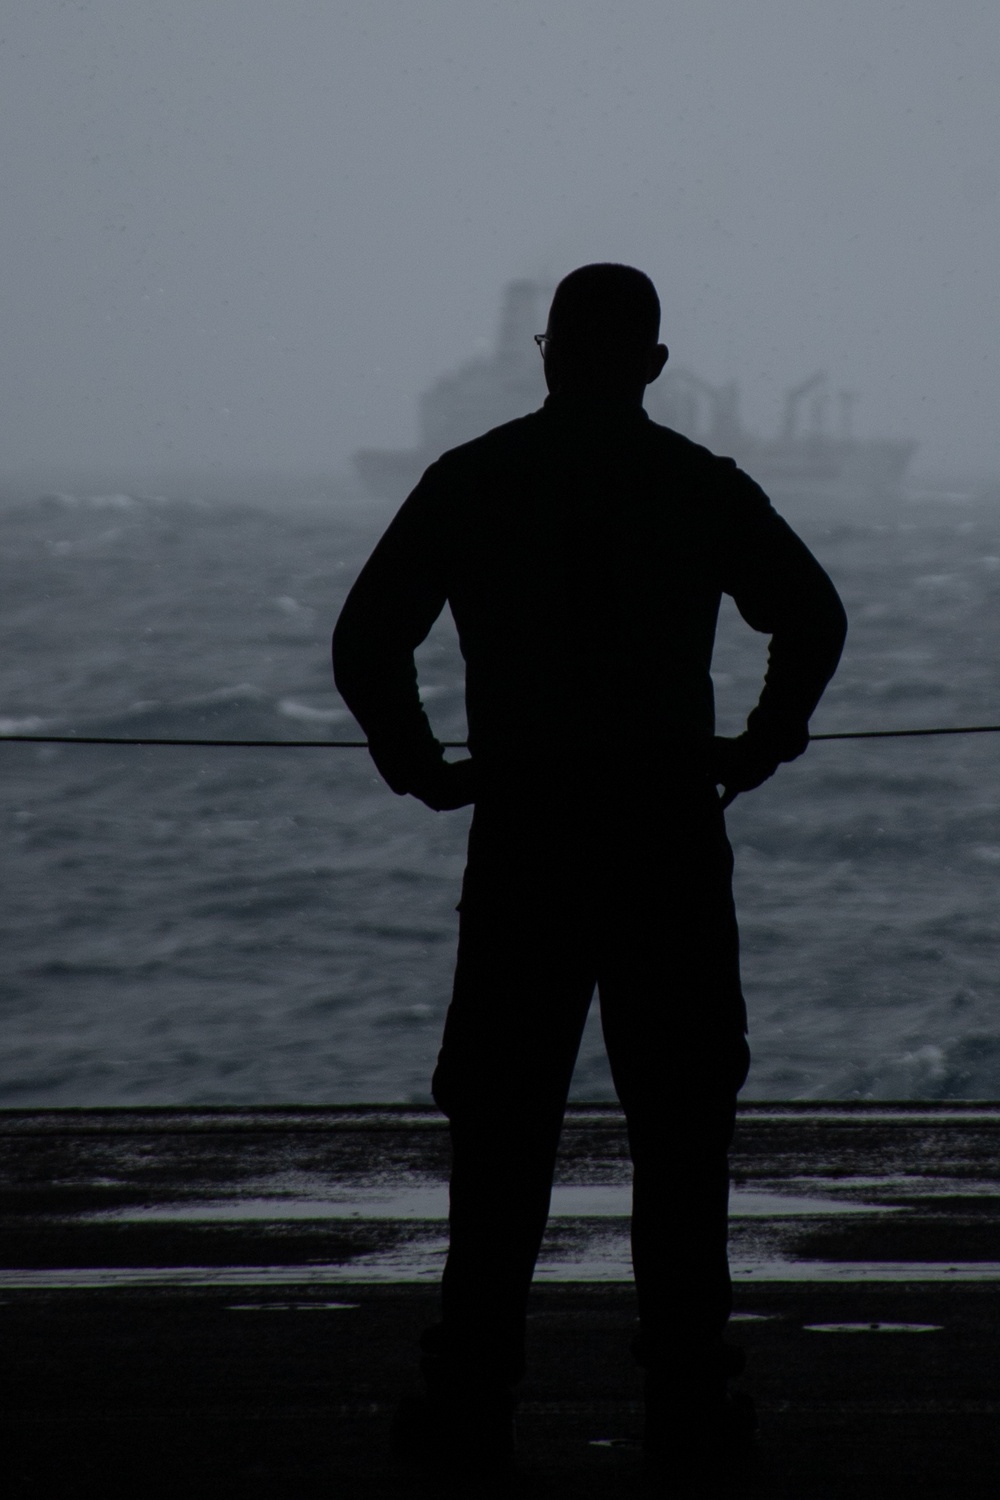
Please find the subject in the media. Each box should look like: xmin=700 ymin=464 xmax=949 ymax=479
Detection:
xmin=716 ymin=472 xmax=848 ymax=806
xmin=332 ymin=469 xmax=474 ymax=811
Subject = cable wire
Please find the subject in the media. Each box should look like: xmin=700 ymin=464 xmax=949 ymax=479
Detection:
xmin=3 ymin=726 xmax=1000 ymax=748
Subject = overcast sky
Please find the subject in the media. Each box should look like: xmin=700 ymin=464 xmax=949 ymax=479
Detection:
xmin=2 ymin=1 xmax=998 ymax=487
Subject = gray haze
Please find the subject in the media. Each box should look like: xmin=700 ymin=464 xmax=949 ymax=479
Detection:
xmin=2 ymin=1 xmax=998 ymax=491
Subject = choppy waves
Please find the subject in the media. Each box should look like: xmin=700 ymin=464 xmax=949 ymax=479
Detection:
xmin=4 ymin=487 xmax=1000 ymax=1103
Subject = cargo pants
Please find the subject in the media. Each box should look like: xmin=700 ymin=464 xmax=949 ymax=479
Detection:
xmin=425 ymin=778 xmax=751 ymax=1386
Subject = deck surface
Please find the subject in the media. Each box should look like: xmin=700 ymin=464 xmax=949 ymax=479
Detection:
xmin=3 ymin=1103 xmax=1000 ymax=1496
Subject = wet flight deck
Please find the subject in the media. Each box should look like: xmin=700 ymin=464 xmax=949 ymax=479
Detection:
xmin=3 ymin=1102 xmax=999 ymax=1496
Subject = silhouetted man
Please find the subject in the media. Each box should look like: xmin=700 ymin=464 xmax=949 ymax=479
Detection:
xmin=333 ymin=264 xmax=846 ymax=1467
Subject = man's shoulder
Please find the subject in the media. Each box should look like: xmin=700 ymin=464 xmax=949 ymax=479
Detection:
xmin=433 ymin=412 xmax=542 ymax=472
xmin=424 ymin=409 xmax=771 ymax=516
xmin=644 ymin=418 xmax=738 ymax=473
xmin=434 ymin=412 xmax=731 ymax=467
xmin=644 ymin=420 xmax=773 ymax=508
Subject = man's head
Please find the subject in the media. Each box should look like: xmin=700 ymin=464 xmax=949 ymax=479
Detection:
xmin=543 ymin=263 xmax=668 ymax=401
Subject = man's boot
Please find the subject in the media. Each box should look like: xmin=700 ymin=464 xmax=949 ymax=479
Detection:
xmin=633 ymin=1334 xmax=756 ymax=1467
xmin=391 ymin=1324 xmax=518 ymax=1470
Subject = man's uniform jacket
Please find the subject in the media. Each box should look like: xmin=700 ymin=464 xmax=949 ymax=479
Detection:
xmin=333 ymin=394 xmax=847 ymax=807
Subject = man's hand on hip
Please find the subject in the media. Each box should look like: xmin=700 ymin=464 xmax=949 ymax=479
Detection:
xmin=712 ymin=734 xmax=785 ymax=810
xmin=412 ymin=758 xmax=476 ymax=811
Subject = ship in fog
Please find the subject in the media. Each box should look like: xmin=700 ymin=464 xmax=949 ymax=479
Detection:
xmin=354 ymin=281 xmax=916 ymax=500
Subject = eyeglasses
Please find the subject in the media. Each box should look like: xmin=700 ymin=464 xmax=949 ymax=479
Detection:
xmin=533 ymin=334 xmax=551 ymax=357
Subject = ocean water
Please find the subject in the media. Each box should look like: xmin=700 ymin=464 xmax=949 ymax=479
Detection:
xmin=3 ymin=482 xmax=1000 ymax=1105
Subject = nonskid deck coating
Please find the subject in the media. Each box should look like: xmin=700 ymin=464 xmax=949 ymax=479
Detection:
xmin=4 ymin=1102 xmax=1000 ymax=1285
xmin=4 ymin=1104 xmax=1000 ymax=1496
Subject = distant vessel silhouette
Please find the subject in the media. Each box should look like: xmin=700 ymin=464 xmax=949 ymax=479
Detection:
xmin=354 ymin=281 xmax=916 ymax=499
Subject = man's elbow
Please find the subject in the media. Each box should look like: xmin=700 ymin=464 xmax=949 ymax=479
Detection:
xmin=828 ymin=592 xmax=848 ymax=666
xmin=331 ymin=616 xmax=363 ymax=712
xmin=331 ymin=622 xmax=345 ymax=693
xmin=807 ymin=572 xmax=847 ymax=668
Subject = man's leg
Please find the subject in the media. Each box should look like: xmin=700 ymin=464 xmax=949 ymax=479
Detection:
xmin=595 ymin=793 xmax=750 ymax=1369
xmin=614 ymin=1032 xmax=749 ymax=1362
xmin=426 ymin=803 xmax=596 ymax=1387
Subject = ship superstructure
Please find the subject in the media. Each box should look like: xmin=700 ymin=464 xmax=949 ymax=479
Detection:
xmin=354 ymin=281 xmax=916 ymax=500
